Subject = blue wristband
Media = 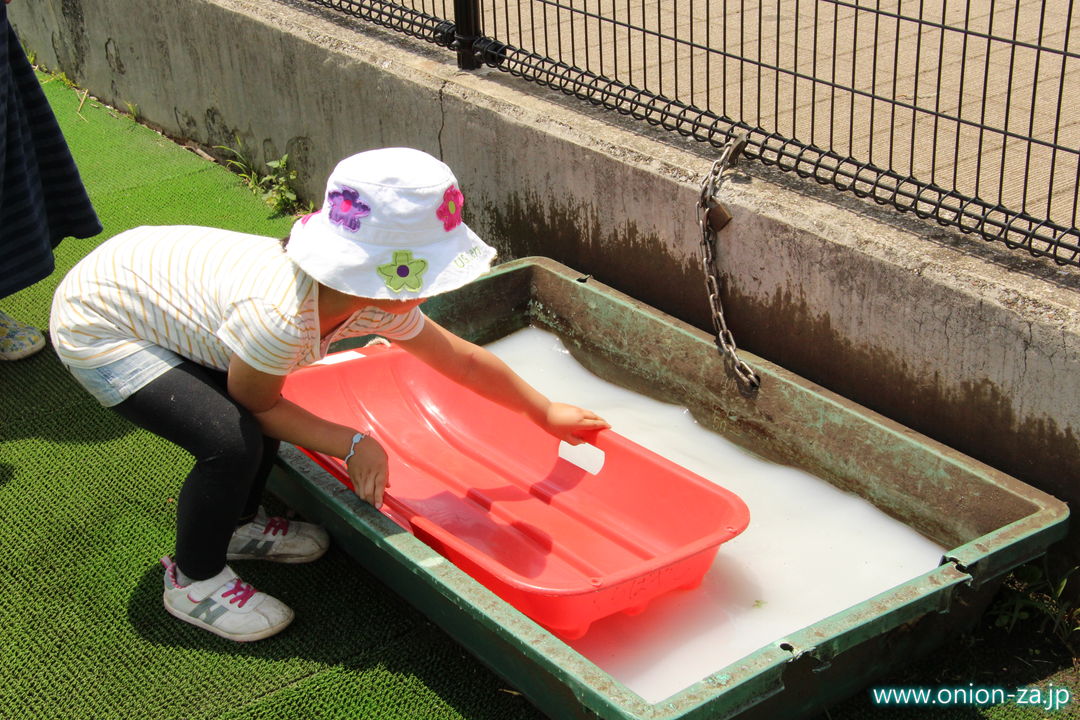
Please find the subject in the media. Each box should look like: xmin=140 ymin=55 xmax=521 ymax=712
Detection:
xmin=343 ymin=432 xmax=367 ymax=464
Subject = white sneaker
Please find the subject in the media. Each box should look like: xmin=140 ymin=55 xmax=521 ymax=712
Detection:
xmin=161 ymin=556 xmax=294 ymax=642
xmin=0 ymin=310 xmax=46 ymax=361
xmin=226 ymin=507 xmax=330 ymax=564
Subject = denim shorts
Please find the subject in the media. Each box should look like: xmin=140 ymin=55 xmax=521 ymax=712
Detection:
xmin=64 ymin=344 xmax=186 ymax=407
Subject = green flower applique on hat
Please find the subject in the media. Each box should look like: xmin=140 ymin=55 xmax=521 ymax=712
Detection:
xmin=377 ymin=250 xmax=429 ymax=292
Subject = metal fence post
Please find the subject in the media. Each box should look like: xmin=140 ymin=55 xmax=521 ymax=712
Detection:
xmin=454 ymin=0 xmax=482 ymax=69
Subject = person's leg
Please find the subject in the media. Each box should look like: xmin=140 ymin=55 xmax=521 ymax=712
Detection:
xmin=171 ymin=364 xmax=281 ymax=527
xmin=112 ymin=361 xmax=305 ymax=641
xmin=240 ymin=432 xmax=280 ymax=524
xmin=114 ymin=360 xmax=328 ymax=573
xmin=227 ymin=431 xmax=329 ymax=564
xmin=113 ymin=361 xmax=266 ymax=581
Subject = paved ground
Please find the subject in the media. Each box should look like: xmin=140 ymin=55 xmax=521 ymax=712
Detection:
xmin=464 ymin=0 xmax=1078 ymax=230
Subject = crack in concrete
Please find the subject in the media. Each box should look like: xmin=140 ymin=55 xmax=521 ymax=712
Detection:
xmin=436 ymin=77 xmax=450 ymax=158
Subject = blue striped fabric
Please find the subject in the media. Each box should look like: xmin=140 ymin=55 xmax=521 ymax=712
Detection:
xmin=1 ymin=5 xmax=101 ymax=299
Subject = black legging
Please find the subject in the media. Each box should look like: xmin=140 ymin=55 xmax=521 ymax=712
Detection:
xmin=113 ymin=361 xmax=280 ymax=581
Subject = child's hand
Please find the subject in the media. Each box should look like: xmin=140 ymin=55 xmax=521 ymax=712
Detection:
xmin=346 ymin=436 xmax=390 ymax=509
xmin=544 ymin=402 xmax=610 ymax=445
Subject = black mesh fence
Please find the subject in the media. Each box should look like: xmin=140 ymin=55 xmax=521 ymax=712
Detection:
xmin=303 ymin=0 xmax=1080 ymax=267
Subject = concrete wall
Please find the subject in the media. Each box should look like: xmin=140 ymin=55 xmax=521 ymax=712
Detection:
xmin=11 ymin=0 xmax=1078 ymax=552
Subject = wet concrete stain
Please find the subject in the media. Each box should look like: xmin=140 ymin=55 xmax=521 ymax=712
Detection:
xmin=104 ymin=38 xmax=125 ymax=75
xmin=173 ymin=108 xmax=199 ymax=140
xmin=51 ymin=0 xmax=88 ymax=81
xmin=261 ymin=138 xmax=280 ymax=167
xmin=285 ymin=136 xmax=315 ymax=189
xmin=727 ymin=282 xmax=1079 ymax=526
xmin=483 ymin=189 xmax=712 ymax=332
xmin=203 ymin=107 xmax=235 ymax=149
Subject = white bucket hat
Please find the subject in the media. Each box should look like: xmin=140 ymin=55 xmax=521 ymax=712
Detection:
xmin=286 ymin=147 xmax=497 ymax=299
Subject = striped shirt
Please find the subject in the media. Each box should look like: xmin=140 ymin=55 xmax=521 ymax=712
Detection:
xmin=50 ymin=226 xmax=424 ymax=373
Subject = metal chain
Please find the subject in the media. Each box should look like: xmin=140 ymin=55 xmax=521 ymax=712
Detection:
xmin=697 ymin=135 xmax=761 ymax=393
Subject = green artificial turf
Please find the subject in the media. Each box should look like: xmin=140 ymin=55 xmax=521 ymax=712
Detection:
xmin=0 ymin=74 xmax=542 ymax=720
xmin=1 ymin=72 xmax=1075 ymax=720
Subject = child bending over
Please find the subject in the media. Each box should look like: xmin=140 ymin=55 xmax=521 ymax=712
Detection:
xmin=50 ymin=148 xmax=609 ymax=641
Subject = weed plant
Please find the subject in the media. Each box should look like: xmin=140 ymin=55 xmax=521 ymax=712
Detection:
xmin=989 ymin=558 xmax=1080 ymax=658
xmin=216 ymin=139 xmax=310 ymax=217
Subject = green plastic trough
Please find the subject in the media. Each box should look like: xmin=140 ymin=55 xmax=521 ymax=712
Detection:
xmin=268 ymin=257 xmax=1069 ymax=720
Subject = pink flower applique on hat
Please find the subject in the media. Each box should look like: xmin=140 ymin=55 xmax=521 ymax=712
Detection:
xmin=377 ymin=250 xmax=429 ymax=292
xmin=436 ymin=185 xmax=464 ymax=231
xmin=327 ymin=187 xmax=371 ymax=232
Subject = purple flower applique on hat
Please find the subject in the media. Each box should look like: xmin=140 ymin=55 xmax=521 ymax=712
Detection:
xmin=327 ymin=187 xmax=371 ymax=232
xmin=435 ymin=185 xmax=464 ymax=231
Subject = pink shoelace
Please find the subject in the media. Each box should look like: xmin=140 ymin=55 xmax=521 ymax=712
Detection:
xmin=221 ymin=578 xmax=257 ymax=607
xmin=161 ymin=556 xmax=182 ymax=587
xmin=162 ymin=556 xmax=257 ymax=607
xmin=263 ymin=516 xmax=290 ymax=536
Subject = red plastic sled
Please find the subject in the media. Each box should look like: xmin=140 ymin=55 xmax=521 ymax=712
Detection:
xmin=281 ymin=344 xmax=750 ymax=639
